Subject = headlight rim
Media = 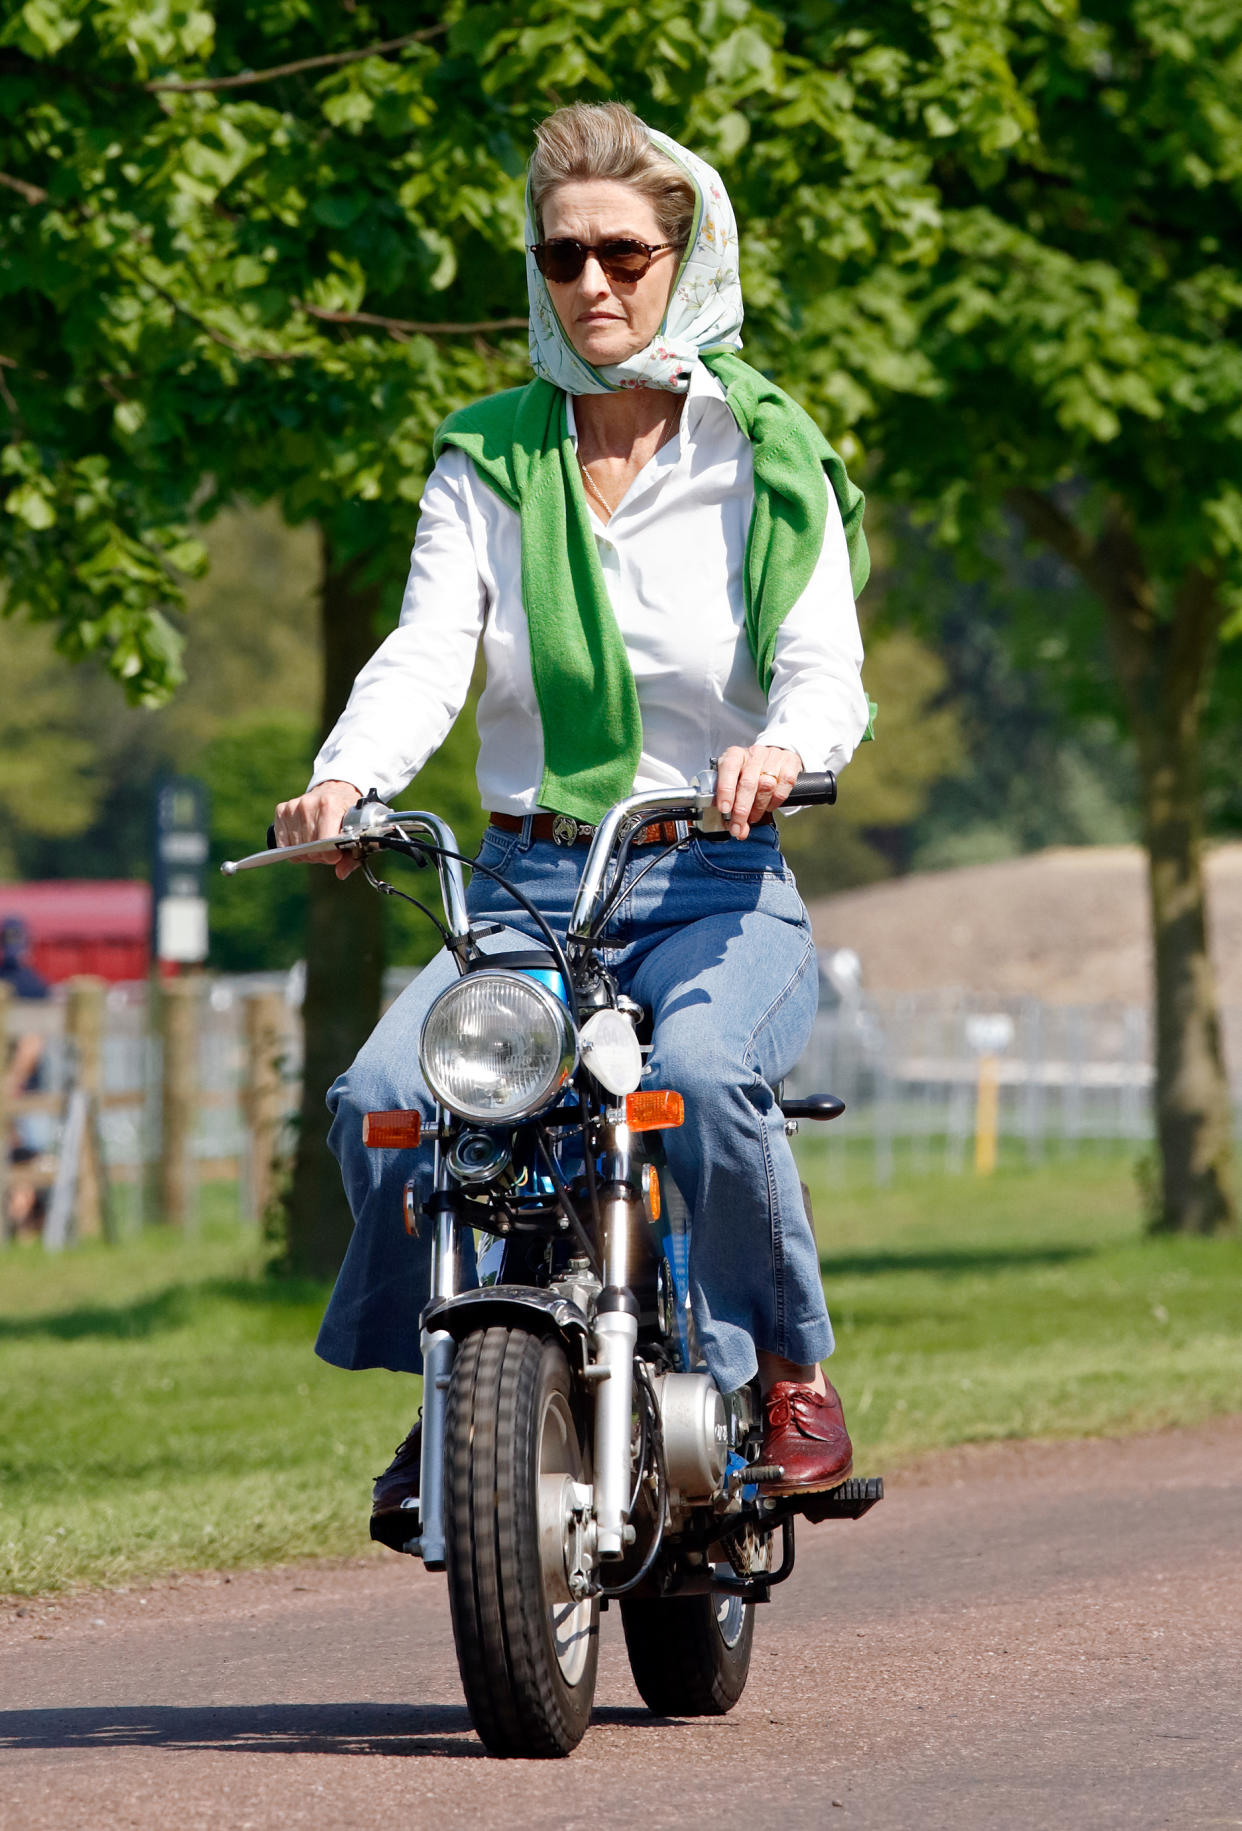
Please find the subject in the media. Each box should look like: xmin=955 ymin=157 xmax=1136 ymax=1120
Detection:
xmin=418 ymin=967 xmax=579 ymax=1123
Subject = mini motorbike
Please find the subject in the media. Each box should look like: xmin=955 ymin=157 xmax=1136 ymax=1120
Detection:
xmin=224 ymin=770 xmax=882 ymax=1757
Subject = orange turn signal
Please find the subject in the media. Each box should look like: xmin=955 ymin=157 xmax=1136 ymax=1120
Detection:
xmin=625 ymin=1090 xmax=684 ymax=1132
xmin=362 ymin=1110 xmax=422 ymax=1149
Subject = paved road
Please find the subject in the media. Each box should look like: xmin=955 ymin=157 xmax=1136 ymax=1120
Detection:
xmin=2 ymin=1419 xmax=1240 ymax=1831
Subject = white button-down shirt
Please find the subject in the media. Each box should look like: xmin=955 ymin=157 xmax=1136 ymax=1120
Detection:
xmin=311 ymin=363 xmax=869 ymax=811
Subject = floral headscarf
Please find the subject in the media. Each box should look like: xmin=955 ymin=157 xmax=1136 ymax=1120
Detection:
xmin=525 ymin=125 xmax=744 ymax=395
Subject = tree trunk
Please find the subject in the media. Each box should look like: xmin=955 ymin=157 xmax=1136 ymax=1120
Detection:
xmin=1106 ymin=560 xmax=1236 ymax=1235
xmin=1011 ymin=493 xmax=1236 ymax=1234
xmin=285 ymin=538 xmax=385 ymax=1277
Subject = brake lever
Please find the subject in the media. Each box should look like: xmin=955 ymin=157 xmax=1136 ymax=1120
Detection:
xmin=220 ymin=833 xmax=362 ymax=875
xmin=224 ymin=789 xmax=403 ymax=876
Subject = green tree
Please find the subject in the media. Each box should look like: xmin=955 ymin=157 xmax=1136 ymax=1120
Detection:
xmin=203 ymin=711 xmax=317 ymax=972
xmin=793 ymin=2 xmax=1241 ymax=1234
xmin=0 ymin=614 xmax=103 ymax=876
xmin=879 ymin=518 xmax=1141 ymax=874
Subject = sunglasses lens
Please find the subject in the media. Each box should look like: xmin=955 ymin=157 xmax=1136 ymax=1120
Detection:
xmin=537 ymin=241 xmax=587 ymax=283
xmin=535 ymin=240 xmax=661 ymax=283
xmin=598 ymin=242 xmax=651 ymax=280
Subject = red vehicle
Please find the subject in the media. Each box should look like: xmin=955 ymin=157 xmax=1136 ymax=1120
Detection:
xmin=0 ymin=882 xmax=150 ymax=985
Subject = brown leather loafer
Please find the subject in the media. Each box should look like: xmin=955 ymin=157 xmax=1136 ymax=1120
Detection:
xmin=759 ymin=1378 xmax=854 ymax=1496
xmin=370 ymin=1420 xmax=422 ymax=1551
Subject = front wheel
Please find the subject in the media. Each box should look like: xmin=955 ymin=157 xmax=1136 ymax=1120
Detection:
xmin=444 ymin=1325 xmax=600 ymax=1757
xmin=620 ymin=1583 xmax=756 ymax=1716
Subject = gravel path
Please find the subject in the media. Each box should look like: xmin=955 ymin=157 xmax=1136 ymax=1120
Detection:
xmin=3 ymin=1418 xmax=1240 ymax=1831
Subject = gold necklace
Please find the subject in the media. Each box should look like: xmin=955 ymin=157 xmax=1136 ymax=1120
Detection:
xmin=578 ymin=458 xmax=614 ymax=519
xmin=577 ymin=406 xmax=683 ymax=519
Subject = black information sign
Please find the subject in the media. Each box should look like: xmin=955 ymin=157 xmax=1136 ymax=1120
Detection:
xmin=152 ymin=776 xmax=210 ymax=964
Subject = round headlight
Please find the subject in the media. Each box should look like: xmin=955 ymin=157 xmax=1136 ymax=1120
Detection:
xmin=419 ymin=970 xmax=577 ymax=1122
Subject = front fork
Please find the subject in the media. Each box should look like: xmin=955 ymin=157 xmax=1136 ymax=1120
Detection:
xmin=416 ymin=1110 xmax=643 ymax=1568
xmin=418 ymin=1118 xmax=457 ymax=1570
xmin=592 ymin=1115 xmax=641 ymax=1560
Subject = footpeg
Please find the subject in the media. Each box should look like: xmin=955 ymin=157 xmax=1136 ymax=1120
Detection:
xmin=733 ymin=1463 xmax=785 ymax=1486
xmin=797 ymin=1476 xmax=884 ymax=1522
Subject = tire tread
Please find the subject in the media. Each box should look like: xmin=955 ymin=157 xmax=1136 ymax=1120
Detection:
xmin=621 ymin=1593 xmax=754 ymax=1717
xmin=445 ymin=1325 xmax=598 ymax=1756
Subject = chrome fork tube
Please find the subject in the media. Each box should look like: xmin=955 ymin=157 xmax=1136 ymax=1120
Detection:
xmin=418 ymin=1112 xmax=457 ymax=1570
xmin=592 ymin=1118 xmax=640 ymax=1560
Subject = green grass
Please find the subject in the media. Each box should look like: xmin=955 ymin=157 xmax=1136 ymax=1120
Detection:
xmin=2 ymin=1156 xmax=1239 ymax=1595
xmin=0 ymin=1221 xmax=412 ymax=1596
xmin=802 ymin=1145 xmax=1242 ymax=1467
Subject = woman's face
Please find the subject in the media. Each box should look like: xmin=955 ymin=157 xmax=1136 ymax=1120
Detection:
xmin=539 ymin=180 xmax=679 ymax=369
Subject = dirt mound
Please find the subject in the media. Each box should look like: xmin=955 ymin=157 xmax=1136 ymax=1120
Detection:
xmin=808 ymin=843 xmax=1242 ymax=1006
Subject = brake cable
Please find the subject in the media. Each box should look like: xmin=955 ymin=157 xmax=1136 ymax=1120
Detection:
xmin=593 ymin=1359 xmax=668 ymax=1599
xmin=361 ymin=854 xmax=453 ymax=949
xmin=533 ymin=1128 xmax=601 ymax=1279
xmin=586 ymin=836 xmax=685 ymax=946
xmin=375 ymin=834 xmax=579 ymax=1027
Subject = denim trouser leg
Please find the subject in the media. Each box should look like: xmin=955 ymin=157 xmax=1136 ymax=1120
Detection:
xmin=633 ymin=906 xmax=828 ymax=1393
xmin=315 ymin=823 xmax=832 ymax=1394
xmin=315 ymin=921 xmax=527 ymax=1372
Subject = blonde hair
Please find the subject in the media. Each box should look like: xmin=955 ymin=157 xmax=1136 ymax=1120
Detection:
xmin=529 ymin=102 xmax=697 ymax=247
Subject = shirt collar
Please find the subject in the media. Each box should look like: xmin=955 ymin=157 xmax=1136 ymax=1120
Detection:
xmin=565 ymin=357 xmax=730 ymax=452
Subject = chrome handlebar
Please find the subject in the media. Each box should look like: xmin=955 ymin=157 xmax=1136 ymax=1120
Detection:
xmin=567 ymin=773 xmax=721 ymax=942
xmin=222 ymin=767 xmax=833 ymax=958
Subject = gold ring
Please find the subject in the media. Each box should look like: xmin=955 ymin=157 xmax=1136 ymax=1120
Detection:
xmin=757 ymin=772 xmax=779 ymax=786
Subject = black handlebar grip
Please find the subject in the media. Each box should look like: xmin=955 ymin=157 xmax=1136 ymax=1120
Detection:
xmin=267 ymin=825 xmax=278 ymax=850
xmin=783 ymin=771 xmax=837 ymax=807
xmin=780 ymin=1094 xmax=846 ymax=1122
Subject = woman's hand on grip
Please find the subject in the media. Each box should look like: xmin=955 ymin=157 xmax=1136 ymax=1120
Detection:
xmin=714 ymin=745 xmax=802 ymax=840
xmin=273 ymin=780 xmax=362 ymax=880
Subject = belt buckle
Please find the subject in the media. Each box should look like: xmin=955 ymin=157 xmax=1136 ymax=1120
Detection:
xmin=552 ymin=813 xmax=593 ymax=847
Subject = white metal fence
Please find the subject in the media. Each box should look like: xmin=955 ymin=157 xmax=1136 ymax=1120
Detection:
xmin=9 ymin=970 xmax=1240 ymax=1232
xmin=787 ymin=987 xmax=1242 ymax=1184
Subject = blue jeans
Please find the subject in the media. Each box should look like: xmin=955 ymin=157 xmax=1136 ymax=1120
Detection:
xmin=315 ymin=819 xmax=831 ymax=1394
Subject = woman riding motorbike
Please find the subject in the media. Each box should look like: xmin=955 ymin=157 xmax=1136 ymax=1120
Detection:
xmin=273 ymin=102 xmax=872 ymax=1539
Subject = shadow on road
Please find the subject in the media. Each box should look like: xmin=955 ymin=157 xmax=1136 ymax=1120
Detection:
xmin=0 ymin=1700 xmax=662 ymax=1759
xmin=0 ymin=1702 xmax=484 ymax=1758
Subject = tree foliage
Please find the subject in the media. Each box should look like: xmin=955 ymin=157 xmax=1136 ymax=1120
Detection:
xmin=0 ymin=0 xmax=1032 ymax=676
xmin=6 ymin=3 xmax=1240 ymax=677
xmin=4 ymin=0 xmax=1240 ymax=1232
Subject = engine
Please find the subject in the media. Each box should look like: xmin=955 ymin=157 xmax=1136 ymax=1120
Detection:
xmin=649 ymin=1371 xmax=730 ymax=1509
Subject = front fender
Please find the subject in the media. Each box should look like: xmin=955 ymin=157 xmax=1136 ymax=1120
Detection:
xmin=422 ymin=1284 xmax=590 ymax=1351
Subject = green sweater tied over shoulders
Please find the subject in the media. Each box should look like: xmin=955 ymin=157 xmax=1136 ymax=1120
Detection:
xmin=433 ymin=350 xmax=870 ymax=826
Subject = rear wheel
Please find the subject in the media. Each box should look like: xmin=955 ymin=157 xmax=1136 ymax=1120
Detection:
xmin=444 ymin=1325 xmax=600 ymax=1756
xmin=620 ymin=1582 xmax=756 ymax=1716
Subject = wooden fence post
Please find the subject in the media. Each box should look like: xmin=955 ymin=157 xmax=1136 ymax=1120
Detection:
xmin=0 ymin=981 xmax=10 ymax=1239
xmin=243 ymin=990 xmax=286 ymax=1225
xmin=65 ymin=976 xmax=106 ymax=1237
xmin=158 ymin=974 xmax=199 ymax=1227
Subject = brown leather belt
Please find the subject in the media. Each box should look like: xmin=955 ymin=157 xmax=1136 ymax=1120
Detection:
xmin=488 ymin=810 xmax=773 ymax=848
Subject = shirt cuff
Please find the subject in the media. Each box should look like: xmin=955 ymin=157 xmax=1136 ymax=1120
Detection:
xmin=753 ymin=722 xmax=823 ymax=774
xmin=307 ymin=753 xmax=396 ymax=802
